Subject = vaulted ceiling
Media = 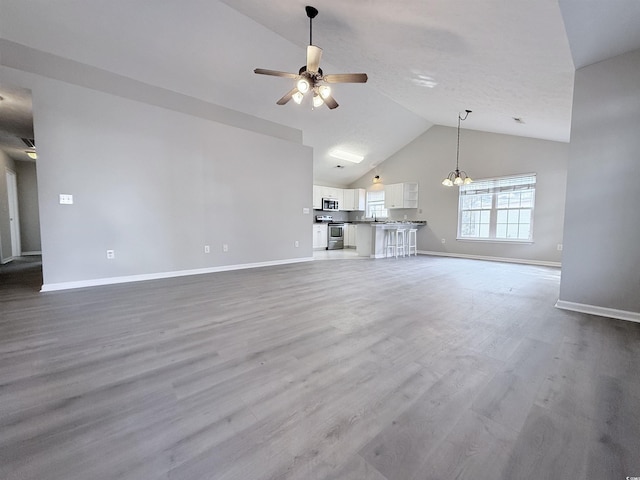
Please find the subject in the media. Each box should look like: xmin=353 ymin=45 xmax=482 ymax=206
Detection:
xmin=1 ymin=0 xmax=640 ymax=185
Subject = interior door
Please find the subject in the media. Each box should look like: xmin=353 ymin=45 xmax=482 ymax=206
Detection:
xmin=6 ymin=169 xmax=21 ymax=258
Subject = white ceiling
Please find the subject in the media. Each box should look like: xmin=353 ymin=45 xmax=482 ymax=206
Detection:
xmin=1 ymin=0 xmax=640 ymax=185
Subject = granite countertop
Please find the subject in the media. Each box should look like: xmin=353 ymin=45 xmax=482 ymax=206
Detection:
xmin=349 ymin=220 xmax=427 ymax=225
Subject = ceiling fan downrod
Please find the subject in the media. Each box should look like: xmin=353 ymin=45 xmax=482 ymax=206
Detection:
xmin=306 ymin=5 xmax=318 ymax=45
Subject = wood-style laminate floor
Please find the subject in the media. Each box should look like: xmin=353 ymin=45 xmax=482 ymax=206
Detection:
xmin=1 ymin=255 xmax=639 ymax=480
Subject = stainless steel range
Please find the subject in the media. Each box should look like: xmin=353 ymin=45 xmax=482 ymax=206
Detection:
xmin=316 ymin=215 xmax=344 ymax=250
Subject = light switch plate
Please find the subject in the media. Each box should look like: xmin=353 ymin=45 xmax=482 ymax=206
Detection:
xmin=59 ymin=194 xmax=73 ymax=204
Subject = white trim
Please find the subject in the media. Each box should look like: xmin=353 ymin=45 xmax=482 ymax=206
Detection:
xmin=456 ymin=238 xmax=534 ymax=245
xmin=21 ymin=251 xmax=42 ymax=256
xmin=418 ymin=250 xmax=561 ymax=268
xmin=555 ymin=300 xmax=640 ymax=323
xmin=1 ymin=256 xmax=15 ymax=265
xmin=40 ymin=257 xmax=314 ymax=292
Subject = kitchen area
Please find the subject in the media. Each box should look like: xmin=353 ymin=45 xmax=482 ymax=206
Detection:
xmin=312 ymin=183 xmax=426 ymax=259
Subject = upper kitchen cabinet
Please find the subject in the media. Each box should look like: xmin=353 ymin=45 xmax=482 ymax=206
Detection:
xmin=313 ymin=185 xmax=339 ymax=209
xmin=313 ymin=185 xmax=363 ymax=211
xmin=341 ymin=188 xmax=366 ymax=211
xmin=312 ymin=185 xmax=322 ymax=209
xmin=384 ymin=182 xmax=419 ymax=209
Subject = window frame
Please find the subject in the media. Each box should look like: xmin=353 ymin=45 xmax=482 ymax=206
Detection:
xmin=365 ymin=189 xmax=388 ymax=219
xmin=456 ymin=173 xmax=536 ymax=244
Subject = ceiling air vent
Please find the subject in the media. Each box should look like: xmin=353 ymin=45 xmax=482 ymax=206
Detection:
xmin=21 ymin=138 xmax=36 ymax=148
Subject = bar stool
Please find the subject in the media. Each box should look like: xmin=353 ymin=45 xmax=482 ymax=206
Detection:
xmin=395 ymin=228 xmax=408 ymax=258
xmin=407 ymin=228 xmax=418 ymax=256
xmin=384 ymin=227 xmax=398 ymax=258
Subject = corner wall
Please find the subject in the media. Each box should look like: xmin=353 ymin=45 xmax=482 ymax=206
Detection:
xmin=558 ymin=48 xmax=640 ymax=321
xmin=1 ymin=63 xmax=313 ymax=290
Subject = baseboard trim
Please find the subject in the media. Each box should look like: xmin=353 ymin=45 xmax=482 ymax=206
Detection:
xmin=418 ymin=250 xmax=561 ymax=268
xmin=1 ymin=256 xmax=15 ymax=265
xmin=40 ymin=257 xmax=314 ymax=292
xmin=555 ymin=300 xmax=640 ymax=323
xmin=21 ymin=251 xmax=42 ymax=256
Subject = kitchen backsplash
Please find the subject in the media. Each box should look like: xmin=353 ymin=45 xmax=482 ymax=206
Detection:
xmin=313 ymin=209 xmax=350 ymax=222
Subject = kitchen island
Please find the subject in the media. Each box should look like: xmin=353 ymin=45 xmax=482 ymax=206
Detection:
xmin=356 ymin=222 xmax=426 ymax=258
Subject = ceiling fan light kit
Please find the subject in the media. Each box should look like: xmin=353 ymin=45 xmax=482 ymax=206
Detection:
xmin=442 ymin=110 xmax=473 ymax=187
xmin=254 ymin=5 xmax=368 ymax=110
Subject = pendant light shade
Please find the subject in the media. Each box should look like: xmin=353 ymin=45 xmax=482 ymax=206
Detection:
xmin=312 ymin=93 xmax=324 ymax=108
xmin=297 ymin=78 xmax=311 ymax=94
xmin=442 ymin=110 xmax=473 ymax=187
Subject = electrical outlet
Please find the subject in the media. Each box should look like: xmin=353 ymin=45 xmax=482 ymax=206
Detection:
xmin=59 ymin=194 xmax=73 ymax=204
xmin=302 ymin=207 xmax=310 ymax=214
xmin=223 ymin=244 xmax=228 ymax=252
xmin=404 ymin=214 xmax=407 ymax=220
xmin=204 ymin=245 xmax=210 ymax=253
xmin=441 ymin=238 xmax=446 ymax=244
xmin=294 ymin=240 xmax=299 ymax=247
xmin=557 ymin=244 xmax=563 ymax=251
xmin=106 ymin=250 xmax=115 ymax=259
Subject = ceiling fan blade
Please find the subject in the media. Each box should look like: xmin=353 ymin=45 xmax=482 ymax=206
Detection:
xmin=254 ymin=68 xmax=298 ymax=79
xmin=306 ymin=45 xmax=322 ymax=73
xmin=323 ymin=73 xmax=368 ymax=84
xmin=323 ymin=94 xmax=339 ymax=110
xmin=276 ymin=87 xmax=299 ymax=105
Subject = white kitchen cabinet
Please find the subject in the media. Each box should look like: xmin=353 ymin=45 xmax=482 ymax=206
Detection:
xmin=355 ymin=188 xmax=366 ymax=210
xmin=345 ymin=224 xmax=358 ymax=247
xmin=313 ymin=185 xmax=342 ymax=210
xmin=313 ymin=185 xmax=364 ymax=211
xmin=312 ymin=223 xmax=328 ymax=249
xmin=312 ymin=185 xmax=322 ymax=209
xmin=342 ymin=189 xmax=354 ymax=211
xmin=322 ymin=186 xmax=338 ymax=200
xmin=384 ymin=182 xmax=419 ymax=209
xmin=341 ymin=188 xmax=366 ymax=211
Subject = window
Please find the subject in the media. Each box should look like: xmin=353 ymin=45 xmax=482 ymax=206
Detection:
xmin=458 ymin=174 xmax=536 ymax=242
xmin=366 ymin=190 xmax=388 ymax=219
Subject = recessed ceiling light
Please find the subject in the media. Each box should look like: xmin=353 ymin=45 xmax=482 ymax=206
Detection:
xmin=329 ymin=149 xmax=364 ymax=164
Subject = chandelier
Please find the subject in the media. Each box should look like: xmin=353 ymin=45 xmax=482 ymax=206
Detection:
xmin=442 ymin=109 xmax=473 ymax=186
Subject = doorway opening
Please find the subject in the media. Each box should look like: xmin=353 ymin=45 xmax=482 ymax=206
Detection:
xmin=0 ymin=83 xmax=42 ymax=285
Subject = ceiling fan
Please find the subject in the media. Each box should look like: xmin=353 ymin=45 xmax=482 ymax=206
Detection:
xmin=254 ymin=5 xmax=368 ymax=110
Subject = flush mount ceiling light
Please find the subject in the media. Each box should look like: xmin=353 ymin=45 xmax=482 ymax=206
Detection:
xmin=253 ymin=6 xmax=368 ymax=110
xmin=442 ymin=109 xmax=473 ymax=187
xmin=329 ymin=149 xmax=364 ymax=164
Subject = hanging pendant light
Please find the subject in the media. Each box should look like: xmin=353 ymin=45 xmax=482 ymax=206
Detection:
xmin=442 ymin=109 xmax=473 ymax=187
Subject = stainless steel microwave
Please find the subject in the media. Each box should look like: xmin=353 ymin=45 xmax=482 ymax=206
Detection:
xmin=322 ymin=198 xmax=339 ymax=211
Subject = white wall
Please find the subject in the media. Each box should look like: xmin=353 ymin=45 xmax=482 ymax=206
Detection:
xmin=0 ymin=150 xmax=17 ymax=263
xmin=0 ymin=66 xmax=313 ymax=290
xmin=15 ymin=160 xmax=41 ymax=254
xmin=351 ymin=125 xmax=569 ymax=265
xmin=558 ymin=48 xmax=640 ymax=320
